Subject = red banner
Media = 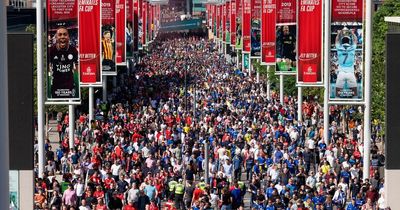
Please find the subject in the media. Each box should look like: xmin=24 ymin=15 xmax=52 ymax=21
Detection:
xmin=261 ymin=0 xmax=276 ymax=64
xmin=332 ymin=0 xmax=363 ymax=22
xmin=276 ymin=0 xmax=296 ymax=24
xmin=231 ymin=0 xmax=236 ymax=46
xmin=222 ymin=3 xmax=226 ymax=42
xmin=79 ymin=0 xmax=101 ymax=84
xmin=116 ymin=0 xmax=126 ymax=64
xmin=133 ymin=0 xmax=138 ymax=52
xmin=297 ymin=0 xmax=322 ymax=83
xmin=217 ymin=5 xmax=221 ymax=39
xmin=142 ymin=2 xmax=147 ymax=45
xmin=242 ymin=0 xmax=251 ymax=52
xmin=46 ymin=0 xmax=80 ymax=100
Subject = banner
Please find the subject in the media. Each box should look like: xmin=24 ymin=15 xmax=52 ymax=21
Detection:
xmin=126 ymin=0 xmax=133 ymax=58
xmin=297 ymin=0 xmax=322 ymax=84
xmin=242 ymin=0 xmax=251 ymax=52
xmin=235 ymin=0 xmax=242 ymax=49
xmin=276 ymin=0 xmax=296 ymax=73
xmin=244 ymin=53 xmax=250 ymax=70
xmin=225 ymin=2 xmax=230 ymax=44
xmin=250 ymin=0 xmax=261 ymax=57
xmin=133 ymin=0 xmax=139 ymax=52
xmin=46 ymin=0 xmax=80 ymax=100
xmin=101 ymin=0 xmax=117 ymax=75
xmin=213 ymin=5 xmax=217 ymax=37
xmin=138 ymin=0 xmax=143 ymax=49
xmin=330 ymin=0 xmax=364 ymax=100
xmin=142 ymin=2 xmax=146 ymax=44
xmin=261 ymin=0 xmax=275 ymax=64
xmin=230 ymin=0 xmax=236 ymax=47
xmin=218 ymin=5 xmax=222 ymax=39
xmin=79 ymin=0 xmax=102 ymax=85
xmin=115 ymin=0 xmax=126 ymax=64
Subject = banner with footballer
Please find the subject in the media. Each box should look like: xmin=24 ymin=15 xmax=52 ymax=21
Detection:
xmin=235 ymin=0 xmax=242 ymax=49
xmin=297 ymin=0 xmax=322 ymax=84
xmin=133 ymin=0 xmax=139 ymax=52
xmin=275 ymin=0 xmax=296 ymax=73
xmin=79 ymin=0 xmax=102 ymax=85
xmin=47 ymin=0 xmax=81 ymax=100
xmin=242 ymin=0 xmax=251 ymax=53
xmin=126 ymin=0 xmax=133 ymax=58
xmin=250 ymin=0 xmax=261 ymax=57
xmin=329 ymin=0 xmax=363 ymax=100
xmin=230 ymin=0 xmax=236 ymax=48
xmin=101 ymin=0 xmax=117 ymax=75
xmin=115 ymin=0 xmax=126 ymax=64
xmin=261 ymin=0 xmax=276 ymax=64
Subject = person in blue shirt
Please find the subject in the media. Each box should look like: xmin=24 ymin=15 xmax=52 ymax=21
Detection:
xmin=340 ymin=169 xmax=351 ymax=184
xmin=346 ymin=199 xmax=358 ymax=210
xmin=231 ymin=181 xmax=243 ymax=209
xmin=245 ymin=155 xmax=254 ymax=181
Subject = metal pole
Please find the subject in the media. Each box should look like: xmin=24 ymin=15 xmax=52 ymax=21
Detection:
xmin=298 ymin=86 xmax=302 ymax=122
xmin=102 ymin=75 xmax=107 ymax=102
xmin=193 ymin=82 xmax=196 ymax=121
xmin=248 ymin=56 xmax=251 ymax=77
xmin=0 ymin=0 xmax=10 ymax=207
xmin=204 ymin=140 xmax=209 ymax=183
xmin=36 ymin=0 xmax=45 ymax=178
xmin=242 ymin=52 xmax=245 ymax=71
xmin=266 ymin=65 xmax=271 ymax=100
xmin=323 ymin=0 xmax=330 ymax=145
xmin=185 ymin=67 xmax=188 ymax=112
xmin=363 ymin=0 xmax=372 ymax=180
xmin=280 ymin=74 xmax=284 ymax=105
xmin=69 ymin=103 xmax=75 ymax=149
xmin=236 ymin=50 xmax=239 ymax=69
xmin=88 ymin=87 xmax=94 ymax=129
xmin=113 ymin=76 xmax=117 ymax=88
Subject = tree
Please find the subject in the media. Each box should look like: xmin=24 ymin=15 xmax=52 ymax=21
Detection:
xmin=371 ymin=0 xmax=400 ymax=126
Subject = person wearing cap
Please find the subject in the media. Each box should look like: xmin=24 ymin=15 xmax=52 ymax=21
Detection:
xmin=174 ymin=178 xmax=185 ymax=209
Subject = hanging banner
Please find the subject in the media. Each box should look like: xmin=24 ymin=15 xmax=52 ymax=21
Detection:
xmin=242 ymin=0 xmax=251 ymax=52
xmin=218 ymin=5 xmax=222 ymax=40
xmin=230 ymin=0 xmax=236 ymax=47
xmin=261 ymin=0 xmax=276 ymax=64
xmin=213 ymin=5 xmax=217 ymax=37
xmin=329 ymin=0 xmax=363 ymax=100
xmin=79 ymin=0 xmax=102 ymax=85
xmin=225 ymin=2 xmax=231 ymax=44
xmin=142 ymin=1 xmax=147 ymax=46
xmin=250 ymin=0 xmax=261 ymax=57
xmin=101 ymin=0 xmax=117 ymax=75
xmin=115 ymin=0 xmax=126 ymax=64
xmin=138 ymin=0 xmax=143 ymax=50
xmin=276 ymin=0 xmax=296 ymax=73
xmin=222 ymin=3 xmax=226 ymax=42
xmin=244 ymin=53 xmax=250 ymax=70
xmin=126 ymin=0 xmax=133 ymax=58
xmin=235 ymin=0 xmax=242 ymax=49
xmin=297 ymin=0 xmax=322 ymax=84
xmin=133 ymin=0 xmax=139 ymax=52
xmin=46 ymin=0 xmax=81 ymax=100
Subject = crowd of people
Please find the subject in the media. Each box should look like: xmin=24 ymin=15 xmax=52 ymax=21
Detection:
xmin=34 ymin=32 xmax=386 ymax=210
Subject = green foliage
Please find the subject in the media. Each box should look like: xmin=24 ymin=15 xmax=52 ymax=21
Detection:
xmin=371 ymin=0 xmax=400 ymax=123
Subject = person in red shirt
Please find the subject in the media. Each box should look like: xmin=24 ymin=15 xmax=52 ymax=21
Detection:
xmin=104 ymin=173 xmax=116 ymax=190
xmin=93 ymin=185 xmax=105 ymax=200
xmin=123 ymin=200 xmax=138 ymax=210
